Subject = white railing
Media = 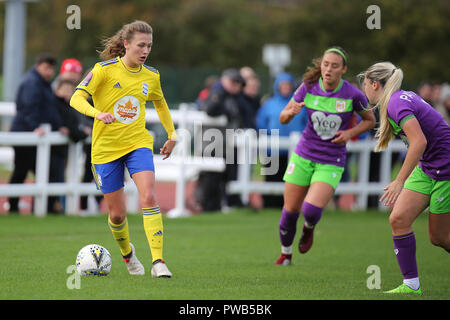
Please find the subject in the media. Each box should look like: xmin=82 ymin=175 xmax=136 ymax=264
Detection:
xmin=0 ymin=101 xmax=407 ymax=216
xmin=228 ymin=131 xmax=407 ymax=210
xmin=0 ymin=103 xmax=226 ymax=217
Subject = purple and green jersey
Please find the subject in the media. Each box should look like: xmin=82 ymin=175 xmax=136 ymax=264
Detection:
xmin=292 ymin=78 xmax=369 ymax=167
xmin=387 ymin=90 xmax=450 ymax=180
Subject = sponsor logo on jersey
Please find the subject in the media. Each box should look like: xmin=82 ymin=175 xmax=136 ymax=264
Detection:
xmin=113 ymin=82 xmax=122 ymax=89
xmin=113 ymin=96 xmax=140 ymax=124
xmin=311 ymin=111 xmax=342 ymax=140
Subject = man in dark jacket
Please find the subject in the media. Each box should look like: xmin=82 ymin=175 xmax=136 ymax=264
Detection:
xmin=196 ymin=69 xmax=252 ymax=211
xmin=8 ymin=54 xmax=63 ymax=213
xmin=203 ymin=68 xmax=253 ymax=129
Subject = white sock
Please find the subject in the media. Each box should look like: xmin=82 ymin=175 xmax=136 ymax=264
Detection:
xmin=281 ymin=245 xmax=292 ymax=255
xmin=403 ymin=277 xmax=420 ymax=290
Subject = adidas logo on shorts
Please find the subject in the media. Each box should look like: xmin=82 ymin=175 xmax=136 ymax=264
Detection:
xmin=153 ymin=230 xmax=163 ymax=237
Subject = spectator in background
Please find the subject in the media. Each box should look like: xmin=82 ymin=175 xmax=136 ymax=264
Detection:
xmin=79 ymin=113 xmax=103 ymax=214
xmin=434 ymin=84 xmax=450 ymax=125
xmin=201 ymin=68 xmax=252 ymax=128
xmin=47 ymin=80 xmax=90 ymax=213
xmin=240 ymin=66 xmax=256 ymax=80
xmin=417 ymin=82 xmax=433 ymax=106
xmin=197 ymin=68 xmax=251 ymax=211
xmin=78 ymin=79 xmax=104 ymax=214
xmin=241 ymin=74 xmax=261 ymax=129
xmin=195 ymin=75 xmax=219 ymax=108
xmin=430 ymin=82 xmax=441 ymax=107
xmin=8 ymin=53 xmax=63 ymax=213
xmin=61 ymin=67 xmax=103 ymax=214
xmin=256 ymin=72 xmax=308 ymax=207
xmin=48 ymin=58 xmax=84 ymax=213
xmin=52 ymin=58 xmax=83 ymax=91
xmin=442 ymin=93 xmax=450 ymax=125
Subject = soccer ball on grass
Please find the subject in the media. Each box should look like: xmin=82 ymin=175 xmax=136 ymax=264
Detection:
xmin=76 ymin=244 xmax=112 ymax=276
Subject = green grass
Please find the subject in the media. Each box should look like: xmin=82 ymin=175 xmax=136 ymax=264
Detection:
xmin=0 ymin=209 xmax=448 ymax=300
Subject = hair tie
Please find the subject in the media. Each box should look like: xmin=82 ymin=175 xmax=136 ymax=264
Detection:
xmin=324 ymin=48 xmax=347 ymax=64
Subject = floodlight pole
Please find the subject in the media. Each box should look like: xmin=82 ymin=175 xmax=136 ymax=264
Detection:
xmin=2 ymin=0 xmax=37 ymax=102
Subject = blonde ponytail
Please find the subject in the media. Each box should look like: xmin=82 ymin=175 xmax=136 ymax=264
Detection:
xmin=358 ymin=62 xmax=403 ymax=151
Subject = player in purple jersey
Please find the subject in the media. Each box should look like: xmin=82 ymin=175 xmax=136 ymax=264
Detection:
xmin=360 ymin=62 xmax=450 ymax=294
xmin=274 ymin=47 xmax=376 ymax=265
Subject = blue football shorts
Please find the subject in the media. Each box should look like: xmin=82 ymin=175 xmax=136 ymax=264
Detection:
xmin=91 ymin=147 xmax=155 ymax=194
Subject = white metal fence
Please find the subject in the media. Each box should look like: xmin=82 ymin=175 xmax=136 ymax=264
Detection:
xmin=0 ymin=102 xmax=407 ymax=216
xmin=228 ymin=132 xmax=406 ymax=210
xmin=0 ymin=103 xmax=226 ymax=217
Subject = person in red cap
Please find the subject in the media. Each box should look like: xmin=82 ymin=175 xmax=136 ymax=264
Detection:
xmin=51 ymin=58 xmax=83 ymax=91
xmin=60 ymin=58 xmax=83 ymax=81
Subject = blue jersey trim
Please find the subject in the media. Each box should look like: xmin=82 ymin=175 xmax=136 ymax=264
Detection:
xmin=143 ymin=64 xmax=159 ymax=74
xmin=75 ymin=87 xmax=92 ymax=96
xmin=99 ymin=58 xmax=119 ymax=67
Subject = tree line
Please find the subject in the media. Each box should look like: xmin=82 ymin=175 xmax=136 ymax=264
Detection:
xmin=0 ymin=0 xmax=449 ymax=101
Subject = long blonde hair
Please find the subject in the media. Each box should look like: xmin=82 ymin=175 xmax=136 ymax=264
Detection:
xmin=358 ymin=62 xmax=403 ymax=151
xmin=99 ymin=20 xmax=153 ymax=61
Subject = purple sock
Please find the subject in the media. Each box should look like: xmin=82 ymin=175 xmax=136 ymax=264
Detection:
xmin=393 ymin=232 xmax=418 ymax=279
xmin=302 ymin=201 xmax=323 ymax=226
xmin=279 ymin=208 xmax=300 ymax=247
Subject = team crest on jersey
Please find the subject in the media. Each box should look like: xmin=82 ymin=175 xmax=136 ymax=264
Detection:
xmin=142 ymin=83 xmax=149 ymax=95
xmin=113 ymin=96 xmax=140 ymax=124
xmin=335 ymin=100 xmax=346 ymax=112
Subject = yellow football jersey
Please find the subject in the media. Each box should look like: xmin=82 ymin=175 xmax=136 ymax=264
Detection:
xmin=75 ymin=56 xmax=176 ymax=164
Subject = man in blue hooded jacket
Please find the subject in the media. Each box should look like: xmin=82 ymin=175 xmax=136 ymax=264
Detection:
xmin=256 ymin=72 xmax=308 ymax=207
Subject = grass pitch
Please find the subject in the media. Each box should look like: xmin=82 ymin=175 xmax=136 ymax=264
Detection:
xmin=0 ymin=209 xmax=448 ymax=300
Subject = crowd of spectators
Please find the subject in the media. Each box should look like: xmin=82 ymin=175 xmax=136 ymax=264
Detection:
xmin=3 ymin=55 xmax=449 ymax=214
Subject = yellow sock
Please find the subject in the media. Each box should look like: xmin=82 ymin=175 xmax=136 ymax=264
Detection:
xmin=107 ymin=216 xmax=132 ymax=257
xmin=142 ymin=206 xmax=164 ymax=263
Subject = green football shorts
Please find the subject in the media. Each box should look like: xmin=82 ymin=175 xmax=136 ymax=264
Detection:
xmin=283 ymin=152 xmax=344 ymax=189
xmin=404 ymin=165 xmax=450 ymax=214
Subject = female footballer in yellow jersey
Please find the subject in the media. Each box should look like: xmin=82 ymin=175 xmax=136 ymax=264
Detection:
xmin=70 ymin=21 xmax=176 ymax=277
